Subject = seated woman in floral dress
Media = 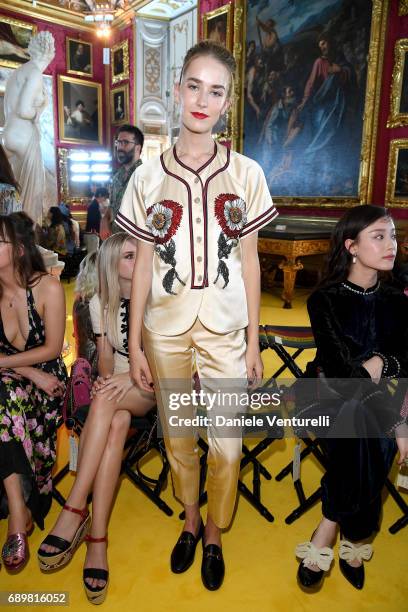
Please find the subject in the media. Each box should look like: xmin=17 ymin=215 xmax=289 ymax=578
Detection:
xmin=0 ymin=212 xmax=67 ymax=571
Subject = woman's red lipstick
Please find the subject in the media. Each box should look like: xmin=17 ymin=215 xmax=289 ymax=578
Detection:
xmin=192 ymin=112 xmax=209 ymax=119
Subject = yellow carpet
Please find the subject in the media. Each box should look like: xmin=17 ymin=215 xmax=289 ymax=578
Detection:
xmin=0 ymin=282 xmax=406 ymax=611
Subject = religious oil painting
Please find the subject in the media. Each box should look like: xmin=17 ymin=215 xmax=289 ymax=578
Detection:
xmin=243 ymin=0 xmax=379 ymax=204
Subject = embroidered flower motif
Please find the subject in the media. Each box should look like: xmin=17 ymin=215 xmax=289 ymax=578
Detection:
xmin=214 ymin=193 xmax=247 ymax=239
xmin=213 ymin=193 xmax=245 ymax=288
xmin=146 ymin=200 xmax=183 ymax=244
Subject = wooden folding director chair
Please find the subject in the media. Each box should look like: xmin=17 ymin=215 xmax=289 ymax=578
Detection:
xmin=264 ymin=324 xmax=408 ymax=534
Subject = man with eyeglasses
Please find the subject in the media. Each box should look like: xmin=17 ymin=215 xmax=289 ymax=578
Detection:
xmin=111 ymin=124 xmax=144 ymax=233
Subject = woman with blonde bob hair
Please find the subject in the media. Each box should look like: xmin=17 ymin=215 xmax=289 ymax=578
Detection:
xmin=38 ymin=233 xmax=155 ymax=604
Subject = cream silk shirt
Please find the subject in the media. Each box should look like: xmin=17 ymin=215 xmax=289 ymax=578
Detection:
xmin=117 ymin=143 xmax=277 ymax=336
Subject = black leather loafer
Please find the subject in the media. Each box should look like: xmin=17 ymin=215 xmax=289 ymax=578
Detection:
xmin=201 ymin=544 xmax=225 ymax=591
xmin=339 ymin=558 xmax=364 ymax=590
xmin=170 ymin=521 xmax=203 ymax=574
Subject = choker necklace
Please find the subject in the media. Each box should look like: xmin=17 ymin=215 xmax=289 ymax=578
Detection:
xmin=341 ymin=280 xmax=380 ymax=295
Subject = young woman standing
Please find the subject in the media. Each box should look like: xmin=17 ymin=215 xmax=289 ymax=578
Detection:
xmin=117 ymin=41 xmax=277 ymax=590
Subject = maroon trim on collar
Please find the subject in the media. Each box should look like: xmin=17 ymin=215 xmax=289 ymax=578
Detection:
xmin=173 ymin=142 xmax=217 ymax=176
xmin=160 ymin=154 xmax=204 ymax=289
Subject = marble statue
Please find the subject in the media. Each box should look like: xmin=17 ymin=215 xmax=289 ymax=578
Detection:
xmin=2 ymin=31 xmax=55 ymax=226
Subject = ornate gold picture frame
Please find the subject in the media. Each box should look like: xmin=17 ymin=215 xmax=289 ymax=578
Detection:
xmin=240 ymin=0 xmax=389 ymax=208
xmin=385 ymin=139 xmax=408 ymax=208
xmin=66 ymin=37 xmax=93 ymax=77
xmin=199 ymin=0 xmax=244 ymax=149
xmin=111 ymin=39 xmax=129 ymax=85
xmin=202 ymin=3 xmax=233 ymax=52
xmin=111 ymin=84 xmax=129 ymax=126
xmin=0 ymin=15 xmax=37 ymax=69
xmin=387 ymin=39 xmax=408 ymax=128
xmin=58 ymin=75 xmax=102 ymax=145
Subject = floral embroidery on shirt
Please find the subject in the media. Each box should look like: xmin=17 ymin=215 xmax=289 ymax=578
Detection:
xmin=147 ymin=200 xmax=185 ymax=295
xmin=146 ymin=200 xmax=183 ymax=244
xmin=214 ymin=194 xmax=247 ymax=239
xmin=213 ymin=193 xmax=246 ymax=288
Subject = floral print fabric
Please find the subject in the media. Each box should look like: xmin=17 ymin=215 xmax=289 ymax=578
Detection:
xmin=0 ymin=288 xmax=67 ymax=527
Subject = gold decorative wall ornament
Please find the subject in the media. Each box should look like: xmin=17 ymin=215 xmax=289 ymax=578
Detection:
xmin=111 ymin=39 xmax=129 ymax=85
xmin=387 ymin=39 xmax=408 ymax=128
xmin=385 ymin=139 xmax=408 ymax=208
xmin=231 ymin=0 xmax=244 ymax=152
xmin=145 ymin=47 xmax=160 ymax=95
xmin=398 ymin=1 xmax=408 ymax=16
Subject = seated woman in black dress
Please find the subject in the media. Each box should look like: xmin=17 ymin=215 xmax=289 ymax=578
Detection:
xmin=0 ymin=213 xmax=67 ymax=571
xmin=295 ymin=205 xmax=408 ymax=590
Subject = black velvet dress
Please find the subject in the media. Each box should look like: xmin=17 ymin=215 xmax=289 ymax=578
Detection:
xmin=305 ymin=279 xmax=407 ymax=541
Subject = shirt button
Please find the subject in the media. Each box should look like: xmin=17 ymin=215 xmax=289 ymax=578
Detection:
xmin=194 ymin=177 xmax=199 ymax=184
xmin=197 ymin=275 xmax=203 ymax=282
xmin=197 ymin=256 xmax=202 ymax=262
xmin=196 ymin=217 xmax=201 ymax=223
xmin=194 ymin=197 xmax=200 ymax=204
xmin=197 ymin=236 xmax=202 ymax=243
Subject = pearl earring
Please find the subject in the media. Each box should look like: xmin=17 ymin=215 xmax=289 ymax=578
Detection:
xmin=352 ymin=254 xmax=357 ymax=264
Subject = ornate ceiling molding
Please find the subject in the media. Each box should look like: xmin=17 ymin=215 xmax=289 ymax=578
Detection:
xmin=0 ymin=0 xmax=148 ymax=30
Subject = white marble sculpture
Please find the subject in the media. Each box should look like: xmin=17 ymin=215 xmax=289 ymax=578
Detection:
xmin=2 ymin=31 xmax=55 ymax=226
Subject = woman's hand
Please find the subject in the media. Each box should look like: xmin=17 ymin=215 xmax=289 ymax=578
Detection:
xmin=91 ymin=375 xmax=111 ymax=399
xmin=32 ymin=370 xmax=65 ymax=398
xmin=396 ymin=423 xmax=408 ymax=465
xmin=130 ymin=348 xmax=154 ymax=393
xmin=362 ymin=355 xmax=383 ymax=383
xmin=95 ymin=372 xmax=135 ymax=402
xmin=245 ymin=343 xmax=263 ymax=390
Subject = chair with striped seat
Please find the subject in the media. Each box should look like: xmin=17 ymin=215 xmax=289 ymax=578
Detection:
xmin=263 ymin=325 xmax=316 ymax=380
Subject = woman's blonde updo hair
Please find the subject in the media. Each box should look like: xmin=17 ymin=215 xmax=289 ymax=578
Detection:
xmin=180 ymin=40 xmax=236 ymax=97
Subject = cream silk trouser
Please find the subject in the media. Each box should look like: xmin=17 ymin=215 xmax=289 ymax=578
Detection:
xmin=142 ymin=318 xmax=247 ymax=529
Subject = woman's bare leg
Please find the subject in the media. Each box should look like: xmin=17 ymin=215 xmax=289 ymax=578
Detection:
xmin=84 ymin=410 xmax=131 ymax=588
xmin=40 ymin=387 xmax=154 ymax=553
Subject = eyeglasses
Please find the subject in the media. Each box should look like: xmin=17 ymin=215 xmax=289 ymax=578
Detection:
xmin=115 ymin=139 xmax=136 ymax=147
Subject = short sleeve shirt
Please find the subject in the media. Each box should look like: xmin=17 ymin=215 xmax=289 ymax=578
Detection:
xmin=117 ymin=143 xmax=277 ymax=336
